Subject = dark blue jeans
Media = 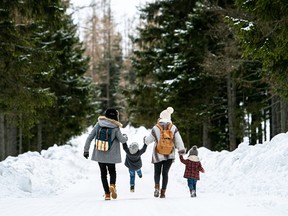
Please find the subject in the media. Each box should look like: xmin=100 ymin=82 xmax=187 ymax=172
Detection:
xmin=154 ymin=159 xmax=173 ymax=190
xmin=129 ymin=169 xmax=142 ymax=186
xmin=187 ymin=178 xmax=197 ymax=191
xmin=98 ymin=162 xmax=116 ymax=194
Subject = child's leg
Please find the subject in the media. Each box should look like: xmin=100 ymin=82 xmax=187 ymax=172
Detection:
xmin=129 ymin=169 xmax=136 ymax=186
xmin=136 ymin=169 xmax=142 ymax=178
xmin=187 ymin=178 xmax=193 ymax=190
xmin=192 ymin=179 xmax=197 ymax=191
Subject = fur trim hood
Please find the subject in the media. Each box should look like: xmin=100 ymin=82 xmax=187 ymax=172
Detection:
xmin=188 ymin=155 xmax=200 ymax=162
xmin=98 ymin=116 xmax=123 ymax=127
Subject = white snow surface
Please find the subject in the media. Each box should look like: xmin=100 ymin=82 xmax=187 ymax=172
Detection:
xmin=1 ymin=125 xmax=288 ymax=216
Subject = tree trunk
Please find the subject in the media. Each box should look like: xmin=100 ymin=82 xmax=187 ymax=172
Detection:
xmin=202 ymin=118 xmax=212 ymax=150
xmin=37 ymin=123 xmax=42 ymax=152
xmin=271 ymin=95 xmax=281 ymax=138
xmin=227 ymin=73 xmax=237 ymax=151
xmin=280 ymin=98 xmax=288 ymax=133
xmin=0 ymin=114 xmax=5 ymax=161
xmin=6 ymin=122 xmax=17 ymax=156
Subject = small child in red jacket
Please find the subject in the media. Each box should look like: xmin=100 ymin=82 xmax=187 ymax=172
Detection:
xmin=179 ymin=145 xmax=205 ymax=197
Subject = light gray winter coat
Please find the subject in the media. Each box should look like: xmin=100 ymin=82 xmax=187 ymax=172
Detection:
xmin=84 ymin=116 xmax=128 ymax=163
xmin=144 ymin=120 xmax=185 ymax=163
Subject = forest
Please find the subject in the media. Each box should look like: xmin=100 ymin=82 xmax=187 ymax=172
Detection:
xmin=1 ymin=0 xmax=288 ymax=161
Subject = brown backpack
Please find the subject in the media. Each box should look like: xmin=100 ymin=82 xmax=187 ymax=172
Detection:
xmin=155 ymin=123 xmax=174 ymax=155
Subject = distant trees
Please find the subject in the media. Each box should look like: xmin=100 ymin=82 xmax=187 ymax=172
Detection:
xmin=82 ymin=0 xmax=124 ymax=116
xmin=128 ymin=0 xmax=288 ymax=151
xmin=0 ymin=0 xmax=95 ymax=160
xmin=227 ymin=0 xmax=288 ymax=137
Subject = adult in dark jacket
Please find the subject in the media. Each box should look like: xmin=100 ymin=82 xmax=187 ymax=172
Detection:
xmin=83 ymin=108 xmax=128 ymax=200
xmin=122 ymin=142 xmax=147 ymax=192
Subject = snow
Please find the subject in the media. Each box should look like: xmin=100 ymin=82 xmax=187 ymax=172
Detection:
xmin=1 ymin=125 xmax=288 ymax=216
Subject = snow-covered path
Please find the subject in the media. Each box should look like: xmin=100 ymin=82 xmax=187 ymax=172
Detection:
xmin=1 ymin=126 xmax=288 ymax=216
xmin=1 ymin=157 xmax=285 ymax=216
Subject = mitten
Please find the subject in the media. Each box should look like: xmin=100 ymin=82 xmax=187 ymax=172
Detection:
xmin=83 ymin=152 xmax=89 ymax=159
xmin=123 ymin=134 xmax=128 ymax=140
xmin=178 ymin=149 xmax=186 ymax=155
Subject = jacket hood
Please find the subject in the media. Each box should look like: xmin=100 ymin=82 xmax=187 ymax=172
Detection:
xmin=98 ymin=116 xmax=123 ymax=128
xmin=188 ymin=155 xmax=200 ymax=162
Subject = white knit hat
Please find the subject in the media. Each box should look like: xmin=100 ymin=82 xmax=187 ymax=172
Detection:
xmin=159 ymin=107 xmax=174 ymax=122
xmin=129 ymin=142 xmax=139 ymax=154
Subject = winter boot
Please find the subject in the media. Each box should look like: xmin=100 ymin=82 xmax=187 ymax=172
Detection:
xmin=190 ymin=189 xmax=196 ymax=197
xmin=160 ymin=189 xmax=166 ymax=198
xmin=105 ymin=193 xmax=111 ymax=200
xmin=154 ymin=184 xmax=160 ymax=197
xmin=130 ymin=185 xmax=135 ymax=192
xmin=109 ymin=184 xmax=117 ymax=199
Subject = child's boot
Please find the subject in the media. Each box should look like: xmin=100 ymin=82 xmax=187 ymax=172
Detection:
xmin=154 ymin=184 xmax=160 ymax=197
xmin=160 ymin=189 xmax=166 ymax=198
xmin=191 ymin=189 xmax=196 ymax=197
xmin=130 ymin=185 xmax=135 ymax=192
xmin=109 ymin=184 xmax=117 ymax=199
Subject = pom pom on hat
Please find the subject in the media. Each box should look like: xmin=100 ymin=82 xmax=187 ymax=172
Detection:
xmin=159 ymin=107 xmax=174 ymax=122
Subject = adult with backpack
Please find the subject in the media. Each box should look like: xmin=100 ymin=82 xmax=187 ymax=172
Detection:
xmin=83 ymin=108 xmax=128 ymax=200
xmin=144 ymin=107 xmax=186 ymax=198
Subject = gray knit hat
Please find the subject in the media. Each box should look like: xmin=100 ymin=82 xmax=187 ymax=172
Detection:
xmin=129 ymin=142 xmax=139 ymax=154
xmin=189 ymin=145 xmax=198 ymax=156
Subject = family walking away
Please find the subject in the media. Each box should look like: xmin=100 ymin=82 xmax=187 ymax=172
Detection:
xmin=144 ymin=107 xmax=186 ymax=198
xmin=83 ymin=107 xmax=204 ymax=200
xmin=122 ymin=142 xmax=147 ymax=192
xmin=179 ymin=145 xmax=205 ymax=197
xmin=83 ymin=108 xmax=128 ymax=200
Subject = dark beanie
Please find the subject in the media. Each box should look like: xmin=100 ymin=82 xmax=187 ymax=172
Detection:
xmin=105 ymin=108 xmax=119 ymax=121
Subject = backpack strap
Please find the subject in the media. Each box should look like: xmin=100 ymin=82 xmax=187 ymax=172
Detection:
xmin=97 ymin=127 xmax=102 ymax=138
xmin=156 ymin=123 xmax=163 ymax=131
xmin=105 ymin=128 xmax=109 ymax=140
xmin=156 ymin=123 xmax=173 ymax=130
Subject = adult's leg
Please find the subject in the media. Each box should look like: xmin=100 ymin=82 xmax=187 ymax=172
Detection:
xmin=107 ymin=163 xmax=117 ymax=199
xmin=98 ymin=162 xmax=110 ymax=194
xmin=154 ymin=162 xmax=162 ymax=197
xmin=154 ymin=162 xmax=162 ymax=185
xmin=161 ymin=159 xmax=173 ymax=190
xmin=107 ymin=163 xmax=116 ymax=185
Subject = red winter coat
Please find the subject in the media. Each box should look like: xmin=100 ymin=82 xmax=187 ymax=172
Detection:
xmin=180 ymin=155 xmax=204 ymax=180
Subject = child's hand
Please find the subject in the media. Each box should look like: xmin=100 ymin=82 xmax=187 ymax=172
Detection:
xmin=178 ymin=149 xmax=186 ymax=155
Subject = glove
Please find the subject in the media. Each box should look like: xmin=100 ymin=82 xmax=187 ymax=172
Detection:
xmin=178 ymin=149 xmax=186 ymax=155
xmin=123 ymin=134 xmax=128 ymax=140
xmin=83 ymin=152 xmax=89 ymax=159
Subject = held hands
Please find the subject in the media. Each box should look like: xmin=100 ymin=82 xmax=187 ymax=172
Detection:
xmin=83 ymin=152 xmax=89 ymax=159
xmin=123 ymin=134 xmax=128 ymax=140
xmin=178 ymin=149 xmax=186 ymax=155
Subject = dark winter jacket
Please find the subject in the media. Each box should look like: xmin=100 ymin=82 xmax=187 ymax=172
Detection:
xmin=180 ymin=155 xmax=204 ymax=180
xmin=123 ymin=143 xmax=147 ymax=171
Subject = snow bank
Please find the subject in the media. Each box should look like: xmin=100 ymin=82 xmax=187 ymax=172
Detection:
xmin=1 ymin=126 xmax=288 ymax=200
xmin=0 ymin=140 xmax=89 ymax=197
